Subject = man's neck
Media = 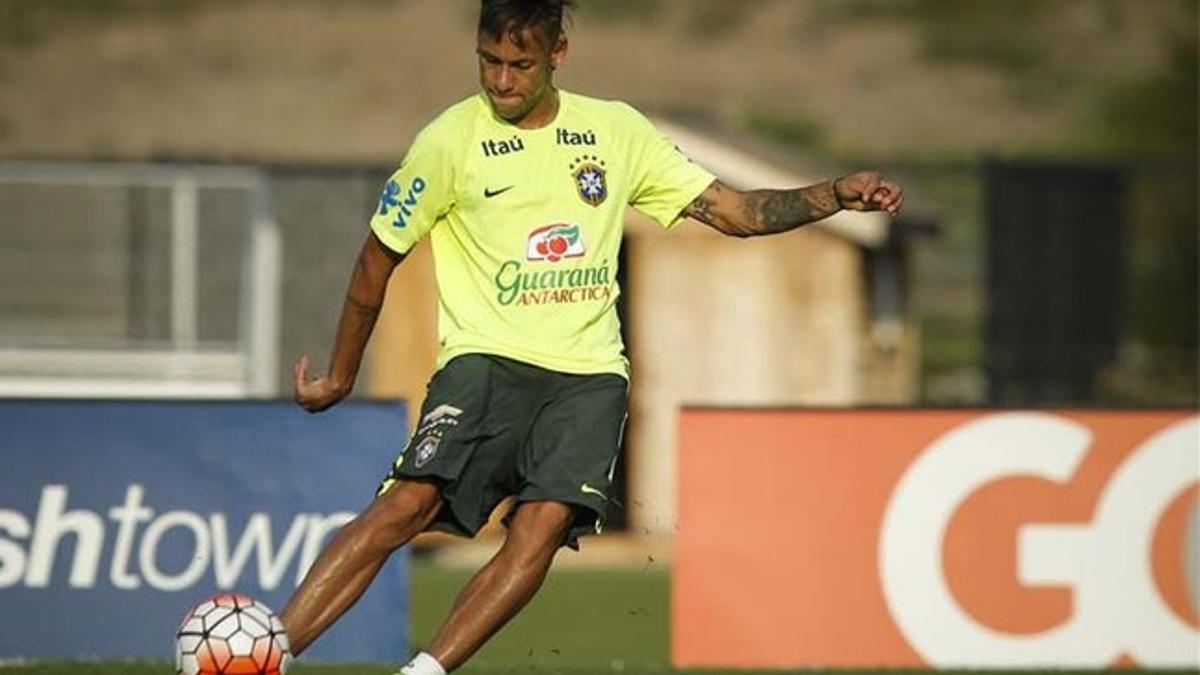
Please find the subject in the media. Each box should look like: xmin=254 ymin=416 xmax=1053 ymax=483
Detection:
xmin=513 ymin=88 xmax=560 ymax=130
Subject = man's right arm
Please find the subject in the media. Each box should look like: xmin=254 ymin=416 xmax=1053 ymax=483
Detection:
xmin=293 ymin=231 xmax=405 ymax=412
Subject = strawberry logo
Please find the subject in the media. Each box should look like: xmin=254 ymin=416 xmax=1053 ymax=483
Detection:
xmin=526 ymin=223 xmax=585 ymax=263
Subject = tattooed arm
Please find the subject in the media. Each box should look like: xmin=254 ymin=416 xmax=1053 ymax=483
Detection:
xmin=293 ymin=232 xmax=406 ymax=412
xmin=682 ymin=171 xmax=904 ymax=237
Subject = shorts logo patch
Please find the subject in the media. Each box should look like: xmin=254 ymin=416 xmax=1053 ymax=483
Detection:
xmin=414 ymin=435 xmax=440 ymax=469
xmin=410 ymin=403 xmax=464 ymax=470
xmin=421 ymin=404 xmax=463 ymax=429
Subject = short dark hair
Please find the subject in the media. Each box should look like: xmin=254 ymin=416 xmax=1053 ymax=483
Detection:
xmin=479 ymin=0 xmax=574 ymax=49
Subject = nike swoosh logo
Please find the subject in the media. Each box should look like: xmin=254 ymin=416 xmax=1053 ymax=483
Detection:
xmin=580 ymin=483 xmax=607 ymax=501
xmin=483 ymin=185 xmax=514 ymax=199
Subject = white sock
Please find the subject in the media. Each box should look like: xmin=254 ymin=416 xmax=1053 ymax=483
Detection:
xmin=400 ymin=651 xmax=447 ymax=675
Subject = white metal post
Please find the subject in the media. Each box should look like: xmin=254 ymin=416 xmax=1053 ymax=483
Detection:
xmin=242 ymin=180 xmax=281 ymax=397
xmin=170 ymin=176 xmax=199 ymax=351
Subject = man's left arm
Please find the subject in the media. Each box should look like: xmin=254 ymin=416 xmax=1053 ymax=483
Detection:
xmin=681 ymin=171 xmax=904 ymax=237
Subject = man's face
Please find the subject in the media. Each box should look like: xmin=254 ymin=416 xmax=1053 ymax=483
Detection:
xmin=477 ymin=25 xmax=566 ymax=123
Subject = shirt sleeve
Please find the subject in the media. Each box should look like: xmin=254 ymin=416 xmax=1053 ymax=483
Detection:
xmin=624 ymin=105 xmax=717 ymax=229
xmin=369 ymin=122 xmax=456 ymax=254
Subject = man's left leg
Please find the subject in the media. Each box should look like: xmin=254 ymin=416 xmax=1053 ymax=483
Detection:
xmin=413 ymin=500 xmax=574 ymax=672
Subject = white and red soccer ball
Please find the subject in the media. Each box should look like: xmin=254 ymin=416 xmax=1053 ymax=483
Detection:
xmin=175 ymin=593 xmax=292 ymax=675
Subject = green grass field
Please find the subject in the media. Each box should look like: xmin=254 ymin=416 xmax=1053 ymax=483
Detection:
xmin=1 ymin=560 xmax=1195 ymax=674
xmin=409 ymin=558 xmax=669 ymax=672
xmin=3 ymin=561 xmax=673 ymax=675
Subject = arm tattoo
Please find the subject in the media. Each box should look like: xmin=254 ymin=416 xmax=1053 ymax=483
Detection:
xmin=682 ymin=180 xmax=841 ymax=237
xmin=743 ymin=182 xmax=840 ymax=235
xmin=685 ymin=192 xmax=717 ymax=224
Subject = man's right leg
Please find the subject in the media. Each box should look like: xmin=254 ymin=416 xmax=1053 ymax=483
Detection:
xmin=281 ymin=478 xmax=442 ymax=655
xmin=415 ymin=500 xmax=574 ymax=672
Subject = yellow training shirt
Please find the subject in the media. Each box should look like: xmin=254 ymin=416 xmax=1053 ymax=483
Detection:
xmin=370 ymin=90 xmax=715 ymax=378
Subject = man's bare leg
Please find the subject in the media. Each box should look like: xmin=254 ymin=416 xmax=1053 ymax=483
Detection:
xmin=281 ymin=479 xmax=442 ymax=655
xmin=424 ymin=500 xmax=574 ymax=671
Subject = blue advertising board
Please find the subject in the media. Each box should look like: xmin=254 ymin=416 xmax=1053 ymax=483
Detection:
xmin=0 ymin=400 xmax=410 ymax=662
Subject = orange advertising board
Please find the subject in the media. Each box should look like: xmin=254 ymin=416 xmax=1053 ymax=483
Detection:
xmin=673 ymin=410 xmax=1198 ymax=669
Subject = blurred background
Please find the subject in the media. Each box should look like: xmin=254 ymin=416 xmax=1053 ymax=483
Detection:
xmin=1 ymin=0 xmax=1194 ymax=397
xmin=0 ymin=0 xmax=1195 ymax=672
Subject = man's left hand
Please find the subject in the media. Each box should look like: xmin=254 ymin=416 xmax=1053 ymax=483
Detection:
xmin=834 ymin=171 xmax=904 ymax=216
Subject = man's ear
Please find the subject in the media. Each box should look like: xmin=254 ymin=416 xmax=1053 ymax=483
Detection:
xmin=550 ymin=36 xmax=568 ymax=70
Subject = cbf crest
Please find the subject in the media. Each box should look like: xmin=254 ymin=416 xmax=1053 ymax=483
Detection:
xmin=569 ymin=155 xmax=608 ymax=207
xmin=414 ymin=435 xmax=440 ymax=469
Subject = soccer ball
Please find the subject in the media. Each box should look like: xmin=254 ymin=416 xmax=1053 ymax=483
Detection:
xmin=175 ymin=593 xmax=292 ymax=675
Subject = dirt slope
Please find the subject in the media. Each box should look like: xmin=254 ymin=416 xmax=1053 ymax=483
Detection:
xmin=0 ymin=0 xmax=1183 ymax=162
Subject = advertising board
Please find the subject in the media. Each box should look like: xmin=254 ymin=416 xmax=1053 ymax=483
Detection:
xmin=0 ymin=400 xmax=410 ymax=662
xmin=673 ymin=410 xmax=1198 ymax=668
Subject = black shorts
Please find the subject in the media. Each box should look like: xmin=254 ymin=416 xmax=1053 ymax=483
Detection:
xmin=376 ymin=354 xmax=628 ymax=549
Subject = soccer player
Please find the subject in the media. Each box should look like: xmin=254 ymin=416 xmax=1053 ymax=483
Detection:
xmin=280 ymin=0 xmax=903 ymax=673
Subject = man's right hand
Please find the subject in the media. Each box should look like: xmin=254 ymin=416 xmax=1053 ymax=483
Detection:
xmin=293 ymin=354 xmax=350 ymax=413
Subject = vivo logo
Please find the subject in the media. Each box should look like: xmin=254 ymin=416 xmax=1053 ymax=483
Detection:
xmin=0 ymin=484 xmax=353 ymax=592
xmin=377 ymin=177 xmax=428 ymax=228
